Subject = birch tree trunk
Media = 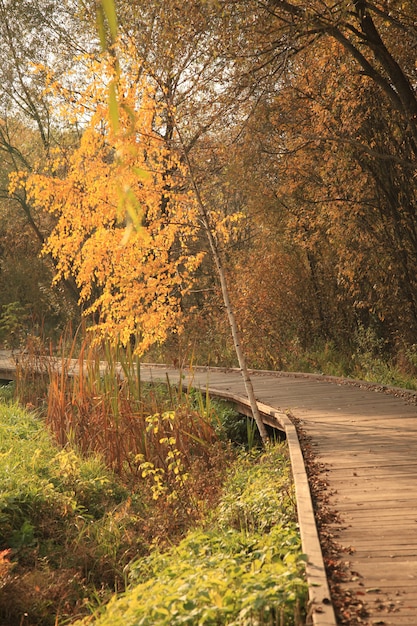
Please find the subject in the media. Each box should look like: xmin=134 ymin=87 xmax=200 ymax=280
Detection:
xmin=177 ymin=130 xmax=269 ymax=444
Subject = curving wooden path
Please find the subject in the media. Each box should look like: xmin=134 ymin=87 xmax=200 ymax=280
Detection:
xmin=138 ymin=365 xmax=417 ymax=626
xmin=1 ymin=353 xmax=417 ymax=625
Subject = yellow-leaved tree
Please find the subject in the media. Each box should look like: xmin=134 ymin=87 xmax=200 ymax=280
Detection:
xmin=11 ymin=2 xmax=270 ymax=443
xmin=10 ymin=52 xmax=203 ymax=354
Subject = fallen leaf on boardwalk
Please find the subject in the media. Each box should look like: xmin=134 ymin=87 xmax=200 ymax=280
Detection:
xmin=290 ymin=413 xmax=370 ymax=626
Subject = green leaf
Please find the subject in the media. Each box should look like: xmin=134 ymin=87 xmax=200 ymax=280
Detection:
xmin=101 ymin=0 xmax=118 ymax=41
xmin=124 ymin=188 xmax=144 ymax=232
xmin=132 ymin=166 xmax=151 ymax=181
xmin=96 ymin=6 xmax=107 ymax=51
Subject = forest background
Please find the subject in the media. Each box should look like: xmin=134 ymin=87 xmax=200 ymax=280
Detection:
xmin=1 ymin=0 xmax=417 ymax=387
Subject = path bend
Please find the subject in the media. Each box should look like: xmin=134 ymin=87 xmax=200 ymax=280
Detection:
xmin=140 ymin=364 xmax=417 ymax=626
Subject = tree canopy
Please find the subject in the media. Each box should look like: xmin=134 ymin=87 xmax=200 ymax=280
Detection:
xmin=13 ymin=49 xmax=204 ymax=352
xmin=1 ymin=0 xmax=417 ymax=374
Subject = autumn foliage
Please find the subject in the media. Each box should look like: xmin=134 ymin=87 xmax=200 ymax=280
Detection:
xmin=11 ymin=51 xmax=203 ymax=354
xmin=1 ymin=0 xmax=417 ymax=378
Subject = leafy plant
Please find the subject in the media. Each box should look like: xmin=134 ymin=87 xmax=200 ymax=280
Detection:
xmin=0 ymin=381 xmax=14 ymax=403
xmin=216 ymin=447 xmax=297 ymax=533
xmin=0 ymin=402 xmax=143 ymax=625
xmin=0 ymin=301 xmax=30 ymax=349
xmin=76 ymin=445 xmax=307 ymax=626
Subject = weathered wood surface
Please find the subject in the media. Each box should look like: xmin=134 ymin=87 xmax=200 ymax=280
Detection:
xmin=138 ymin=365 xmax=417 ymax=626
xmin=2 ymin=354 xmax=417 ymax=624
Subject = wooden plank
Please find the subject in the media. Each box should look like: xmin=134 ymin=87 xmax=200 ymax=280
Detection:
xmin=281 ymin=418 xmax=337 ymax=626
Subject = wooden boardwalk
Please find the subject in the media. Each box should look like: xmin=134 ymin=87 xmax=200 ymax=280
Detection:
xmin=1 ymin=353 xmax=417 ymax=624
xmin=139 ymin=365 xmax=417 ymax=626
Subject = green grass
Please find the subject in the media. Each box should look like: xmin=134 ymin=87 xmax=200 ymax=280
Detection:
xmin=0 ymin=402 xmax=144 ymax=625
xmin=0 ymin=403 xmax=128 ymax=544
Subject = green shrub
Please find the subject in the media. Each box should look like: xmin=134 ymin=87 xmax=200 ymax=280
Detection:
xmin=76 ymin=445 xmax=307 ymax=626
xmin=216 ymin=447 xmax=296 ymax=533
xmin=0 ymin=381 xmax=15 ymax=403
xmin=0 ymin=404 xmax=127 ymax=551
xmin=0 ymin=301 xmax=30 ymax=349
xmin=187 ymin=391 xmax=262 ymax=449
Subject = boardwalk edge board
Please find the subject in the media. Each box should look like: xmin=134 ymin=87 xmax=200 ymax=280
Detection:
xmin=206 ymin=389 xmax=337 ymax=626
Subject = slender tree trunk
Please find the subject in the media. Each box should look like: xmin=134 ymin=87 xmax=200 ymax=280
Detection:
xmin=207 ymin=233 xmax=270 ymax=444
xmin=176 ymin=130 xmax=269 ymax=444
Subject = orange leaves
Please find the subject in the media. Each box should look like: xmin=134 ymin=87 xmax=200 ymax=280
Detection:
xmin=0 ymin=549 xmax=13 ymax=587
xmin=15 ymin=46 xmax=202 ymax=354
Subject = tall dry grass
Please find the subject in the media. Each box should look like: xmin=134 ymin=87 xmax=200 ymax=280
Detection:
xmin=45 ymin=338 xmax=216 ymax=462
xmin=12 ymin=331 xmax=233 ymax=533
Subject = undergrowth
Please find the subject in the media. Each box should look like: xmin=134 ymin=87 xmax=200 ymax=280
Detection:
xmin=76 ymin=446 xmax=307 ymax=626
xmin=0 ymin=336 xmax=308 ymax=624
xmin=0 ymin=402 xmax=135 ymax=625
xmin=280 ymin=336 xmax=417 ymax=390
xmin=0 ymin=397 xmax=307 ymax=625
xmin=0 ymin=397 xmax=236 ymax=624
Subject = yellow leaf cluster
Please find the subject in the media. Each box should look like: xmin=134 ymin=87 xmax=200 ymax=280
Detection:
xmin=17 ymin=48 xmax=203 ymax=354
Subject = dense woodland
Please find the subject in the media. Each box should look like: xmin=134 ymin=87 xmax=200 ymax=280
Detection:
xmin=1 ymin=3 xmax=417 ymax=623
xmin=1 ymin=0 xmax=417 ymax=380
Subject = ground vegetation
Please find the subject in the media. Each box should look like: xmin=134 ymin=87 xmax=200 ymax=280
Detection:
xmin=0 ymin=366 xmax=307 ymax=625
